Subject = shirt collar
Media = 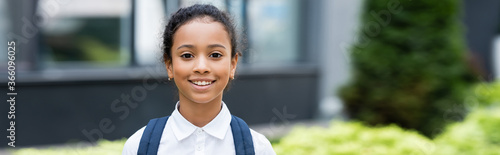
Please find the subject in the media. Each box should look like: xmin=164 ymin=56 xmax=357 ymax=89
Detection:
xmin=202 ymin=101 xmax=231 ymax=140
xmin=170 ymin=101 xmax=232 ymax=141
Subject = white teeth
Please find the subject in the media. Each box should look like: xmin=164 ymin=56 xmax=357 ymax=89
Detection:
xmin=192 ymin=81 xmax=212 ymax=86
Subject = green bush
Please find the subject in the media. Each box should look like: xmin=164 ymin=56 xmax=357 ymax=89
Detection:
xmin=339 ymin=0 xmax=477 ymax=137
xmin=471 ymin=81 xmax=500 ymax=107
xmin=273 ymin=106 xmax=500 ymax=155
xmin=273 ymin=121 xmax=432 ymax=155
xmin=10 ymin=138 xmax=126 ymax=155
xmin=433 ymin=108 xmax=500 ymax=155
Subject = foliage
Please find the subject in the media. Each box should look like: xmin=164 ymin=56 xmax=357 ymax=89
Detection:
xmin=10 ymin=138 xmax=127 ymax=155
xmin=433 ymin=108 xmax=500 ymax=155
xmin=339 ymin=0 xmax=477 ymax=137
xmin=273 ymin=106 xmax=500 ymax=155
xmin=273 ymin=121 xmax=431 ymax=155
xmin=471 ymin=81 xmax=500 ymax=107
xmin=78 ymin=36 xmax=122 ymax=63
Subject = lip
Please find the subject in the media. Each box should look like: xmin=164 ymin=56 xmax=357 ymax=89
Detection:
xmin=188 ymin=79 xmax=216 ymax=91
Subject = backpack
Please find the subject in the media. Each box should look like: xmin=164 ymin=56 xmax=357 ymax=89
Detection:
xmin=137 ymin=115 xmax=255 ymax=155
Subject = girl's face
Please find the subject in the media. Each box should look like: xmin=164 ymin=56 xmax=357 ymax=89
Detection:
xmin=166 ymin=19 xmax=238 ymax=104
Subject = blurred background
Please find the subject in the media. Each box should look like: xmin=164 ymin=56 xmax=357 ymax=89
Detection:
xmin=1 ymin=0 xmax=500 ymax=154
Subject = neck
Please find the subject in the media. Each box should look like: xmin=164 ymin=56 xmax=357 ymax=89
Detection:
xmin=178 ymin=96 xmax=223 ymax=127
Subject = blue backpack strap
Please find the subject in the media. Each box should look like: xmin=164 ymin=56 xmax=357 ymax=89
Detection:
xmin=230 ymin=115 xmax=255 ymax=155
xmin=138 ymin=116 xmax=170 ymax=155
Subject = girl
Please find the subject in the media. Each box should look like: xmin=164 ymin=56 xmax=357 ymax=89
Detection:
xmin=122 ymin=4 xmax=276 ymax=155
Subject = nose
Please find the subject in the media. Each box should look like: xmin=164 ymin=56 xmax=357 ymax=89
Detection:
xmin=193 ymin=56 xmax=210 ymax=74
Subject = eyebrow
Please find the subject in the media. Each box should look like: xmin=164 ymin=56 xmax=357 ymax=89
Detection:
xmin=176 ymin=44 xmax=226 ymax=50
xmin=207 ymin=44 xmax=226 ymax=49
xmin=176 ymin=44 xmax=194 ymax=50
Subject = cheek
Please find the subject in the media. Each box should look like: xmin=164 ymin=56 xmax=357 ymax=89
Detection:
xmin=171 ymin=60 xmax=190 ymax=77
xmin=216 ymin=60 xmax=232 ymax=77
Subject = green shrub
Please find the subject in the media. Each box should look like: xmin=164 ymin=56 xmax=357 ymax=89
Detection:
xmin=433 ymin=107 xmax=500 ymax=155
xmin=472 ymin=81 xmax=500 ymax=107
xmin=10 ymin=138 xmax=127 ymax=155
xmin=273 ymin=121 xmax=432 ymax=155
xmin=273 ymin=106 xmax=500 ymax=155
xmin=339 ymin=0 xmax=477 ymax=137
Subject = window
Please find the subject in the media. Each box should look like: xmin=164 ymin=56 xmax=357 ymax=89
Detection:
xmin=246 ymin=0 xmax=301 ymax=64
xmin=38 ymin=0 xmax=131 ymax=69
xmin=177 ymin=0 xmax=303 ymax=65
xmin=32 ymin=0 xmax=305 ymax=70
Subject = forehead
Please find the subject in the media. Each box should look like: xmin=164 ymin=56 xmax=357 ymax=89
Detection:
xmin=173 ymin=20 xmax=231 ymax=47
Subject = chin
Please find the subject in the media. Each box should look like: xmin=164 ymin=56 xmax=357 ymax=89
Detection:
xmin=189 ymin=95 xmax=219 ymax=104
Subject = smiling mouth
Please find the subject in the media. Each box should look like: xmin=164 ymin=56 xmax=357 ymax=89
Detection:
xmin=189 ymin=80 xmax=216 ymax=86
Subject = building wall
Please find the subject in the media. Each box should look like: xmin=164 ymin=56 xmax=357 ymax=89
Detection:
xmin=463 ymin=0 xmax=500 ymax=80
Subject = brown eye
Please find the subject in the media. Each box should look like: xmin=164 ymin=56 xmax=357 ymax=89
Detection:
xmin=210 ymin=53 xmax=222 ymax=58
xmin=181 ymin=53 xmax=193 ymax=58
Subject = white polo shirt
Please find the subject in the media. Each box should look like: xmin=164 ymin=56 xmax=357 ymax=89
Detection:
xmin=122 ymin=102 xmax=276 ymax=155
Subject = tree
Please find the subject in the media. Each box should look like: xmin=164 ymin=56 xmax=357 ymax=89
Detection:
xmin=339 ymin=0 xmax=477 ymax=137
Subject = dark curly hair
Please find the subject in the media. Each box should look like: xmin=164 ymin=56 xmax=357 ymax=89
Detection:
xmin=162 ymin=4 xmax=240 ymax=63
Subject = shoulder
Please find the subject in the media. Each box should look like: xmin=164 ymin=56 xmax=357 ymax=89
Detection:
xmin=250 ymin=129 xmax=276 ymax=155
xmin=122 ymin=126 xmax=145 ymax=155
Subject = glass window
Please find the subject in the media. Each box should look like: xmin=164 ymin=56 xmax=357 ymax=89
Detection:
xmin=177 ymin=0 xmax=302 ymax=65
xmin=37 ymin=0 xmax=131 ymax=69
xmin=246 ymin=0 xmax=301 ymax=64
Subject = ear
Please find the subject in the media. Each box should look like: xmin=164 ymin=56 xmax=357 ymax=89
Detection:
xmin=165 ymin=59 xmax=174 ymax=79
xmin=230 ymin=54 xmax=238 ymax=79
